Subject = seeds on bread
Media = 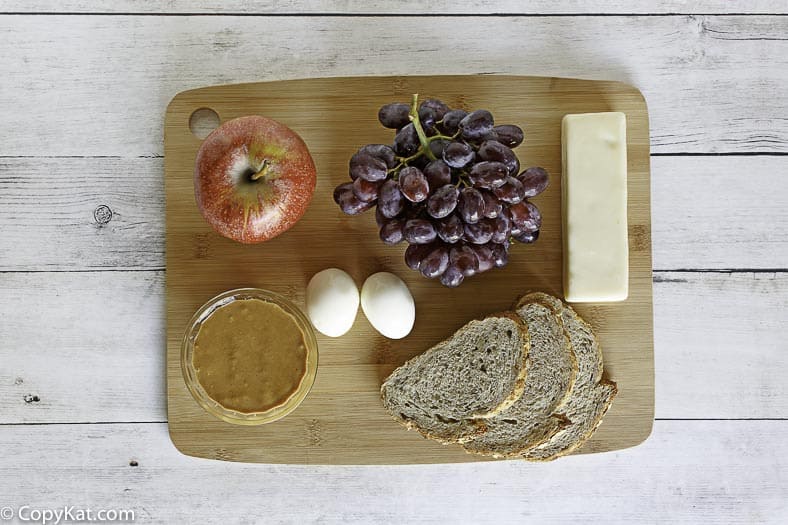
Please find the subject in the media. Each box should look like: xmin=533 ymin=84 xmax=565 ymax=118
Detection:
xmin=380 ymin=313 xmax=530 ymax=444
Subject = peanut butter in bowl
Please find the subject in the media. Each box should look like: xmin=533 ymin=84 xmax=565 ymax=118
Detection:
xmin=181 ymin=288 xmax=318 ymax=425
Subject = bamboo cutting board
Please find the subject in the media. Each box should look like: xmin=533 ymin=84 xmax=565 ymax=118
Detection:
xmin=164 ymin=75 xmax=653 ymax=464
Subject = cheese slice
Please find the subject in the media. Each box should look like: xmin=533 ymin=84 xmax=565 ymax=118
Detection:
xmin=561 ymin=112 xmax=629 ymax=302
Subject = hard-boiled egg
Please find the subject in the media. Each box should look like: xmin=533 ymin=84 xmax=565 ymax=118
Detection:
xmin=306 ymin=268 xmax=359 ymax=337
xmin=360 ymin=272 xmax=415 ymax=339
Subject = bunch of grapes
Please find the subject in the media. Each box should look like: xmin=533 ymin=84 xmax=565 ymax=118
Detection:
xmin=333 ymin=94 xmax=548 ymax=288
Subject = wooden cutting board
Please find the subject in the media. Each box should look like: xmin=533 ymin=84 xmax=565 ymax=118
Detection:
xmin=164 ymin=75 xmax=653 ymax=464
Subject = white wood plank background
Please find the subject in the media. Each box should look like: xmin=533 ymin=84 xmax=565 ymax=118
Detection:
xmin=3 ymin=1 xmax=787 ymax=15
xmin=2 ymin=271 xmax=785 ymax=424
xmin=1 ymin=4 xmax=786 ymax=524
xmin=1 ymin=15 xmax=787 ymax=156
xmin=2 ymin=156 xmax=786 ymax=271
xmin=0 ymin=421 xmax=785 ymax=524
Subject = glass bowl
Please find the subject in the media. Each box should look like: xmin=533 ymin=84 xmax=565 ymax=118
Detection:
xmin=181 ymin=288 xmax=318 ymax=425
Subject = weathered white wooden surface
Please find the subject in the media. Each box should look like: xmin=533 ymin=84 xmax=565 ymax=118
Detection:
xmin=1 ymin=15 xmax=787 ymax=156
xmin=2 ymin=156 xmax=786 ymax=272
xmin=0 ymin=421 xmax=785 ymax=524
xmin=2 ymin=271 xmax=785 ymax=424
xmin=3 ymin=1 xmax=787 ymax=14
xmin=0 ymin=158 xmax=164 ymax=271
xmin=1 ymin=6 xmax=787 ymax=524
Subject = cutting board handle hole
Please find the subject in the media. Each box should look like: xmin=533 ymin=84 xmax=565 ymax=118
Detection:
xmin=189 ymin=108 xmax=220 ymax=139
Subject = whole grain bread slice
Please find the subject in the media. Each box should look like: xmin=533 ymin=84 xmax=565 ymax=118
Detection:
xmin=519 ymin=292 xmax=618 ymax=461
xmin=462 ymin=298 xmax=577 ymax=457
xmin=380 ymin=313 xmax=530 ymax=444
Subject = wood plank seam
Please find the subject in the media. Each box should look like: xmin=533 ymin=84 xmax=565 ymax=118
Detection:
xmin=2 ymin=13 xmax=788 ymax=17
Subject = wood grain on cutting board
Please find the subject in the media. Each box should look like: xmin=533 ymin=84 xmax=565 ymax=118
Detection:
xmin=164 ymin=75 xmax=653 ymax=464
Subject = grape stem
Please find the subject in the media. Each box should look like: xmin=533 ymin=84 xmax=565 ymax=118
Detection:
xmin=408 ymin=93 xmax=438 ymax=162
xmin=427 ymin=134 xmax=452 ymax=142
xmin=389 ymin=151 xmax=423 ymax=174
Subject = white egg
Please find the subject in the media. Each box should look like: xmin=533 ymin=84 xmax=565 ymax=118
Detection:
xmin=360 ymin=272 xmax=415 ymax=339
xmin=306 ymin=268 xmax=359 ymax=337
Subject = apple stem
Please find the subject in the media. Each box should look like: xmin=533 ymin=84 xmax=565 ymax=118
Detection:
xmin=250 ymin=159 xmax=271 ymax=181
xmin=408 ymin=93 xmax=437 ymax=162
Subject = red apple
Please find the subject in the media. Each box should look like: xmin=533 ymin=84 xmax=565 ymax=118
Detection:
xmin=194 ymin=115 xmax=317 ymax=244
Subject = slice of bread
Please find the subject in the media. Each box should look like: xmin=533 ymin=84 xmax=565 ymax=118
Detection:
xmin=462 ymin=298 xmax=577 ymax=457
xmin=380 ymin=313 xmax=530 ymax=444
xmin=519 ymin=292 xmax=618 ymax=461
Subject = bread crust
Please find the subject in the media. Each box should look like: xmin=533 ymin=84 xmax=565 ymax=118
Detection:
xmin=380 ymin=292 xmax=616 ymax=460
xmin=462 ymin=294 xmax=578 ymax=459
xmin=527 ymin=380 xmax=618 ymax=461
xmin=518 ymin=293 xmax=617 ymax=461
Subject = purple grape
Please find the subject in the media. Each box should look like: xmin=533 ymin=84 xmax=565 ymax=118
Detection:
xmin=469 ymin=161 xmax=508 ymax=189
xmin=350 ymin=152 xmax=387 ymax=182
xmin=427 ymin=184 xmax=460 ymax=219
xmin=346 ymin=100 xmax=541 ymax=288
xmin=492 ymin=125 xmax=524 ymax=148
xmin=513 ymin=229 xmax=540 ymax=244
xmin=420 ymin=244 xmax=450 ymax=278
xmin=379 ymin=219 xmax=405 ymax=245
xmin=398 ymin=166 xmax=430 ymax=203
xmin=423 ymin=159 xmax=452 ymax=188
xmin=491 ymin=243 xmax=509 ymax=268
xmin=442 ymin=141 xmax=475 ymax=168
xmin=439 ymin=109 xmax=468 ymax=136
xmin=437 ymin=213 xmax=464 ymax=244
xmin=458 ymin=187 xmax=484 ymax=224
xmin=352 ymin=177 xmax=381 ymax=202
xmin=418 ymin=106 xmax=437 ymax=135
xmin=419 ymin=98 xmax=449 ymax=120
xmin=378 ymin=103 xmax=410 ymax=129
xmin=472 ymin=244 xmax=496 ymax=273
xmin=482 ymin=129 xmax=499 ymax=142
xmin=405 ymin=243 xmax=433 ymax=271
xmin=333 ymin=182 xmax=353 ymax=205
xmin=509 ymin=201 xmax=542 ymax=232
xmin=491 ymin=210 xmax=512 ymax=243
xmin=519 ymin=167 xmax=549 ymax=198
xmin=418 ymin=107 xmax=436 ymax=130
xmin=463 ymin=219 xmax=494 ymax=245
xmin=393 ymin=123 xmax=419 ymax=157
xmin=481 ymin=191 xmax=503 ymax=219
xmin=429 ymin=138 xmax=451 ymax=159
xmin=459 ymin=110 xmax=494 ymax=141
xmin=478 ymin=140 xmax=519 ymax=175
xmin=334 ymin=183 xmax=374 ymax=215
xmin=403 ymin=219 xmax=437 ymax=244
xmin=378 ymin=179 xmax=404 ymax=218
xmin=359 ymin=144 xmax=397 ymax=169
xmin=450 ymin=244 xmax=480 ymax=276
xmin=440 ymin=264 xmax=465 ymax=288
xmin=493 ymin=176 xmax=525 ymax=204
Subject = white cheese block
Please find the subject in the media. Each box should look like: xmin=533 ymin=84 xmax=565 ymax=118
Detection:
xmin=561 ymin=112 xmax=629 ymax=302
